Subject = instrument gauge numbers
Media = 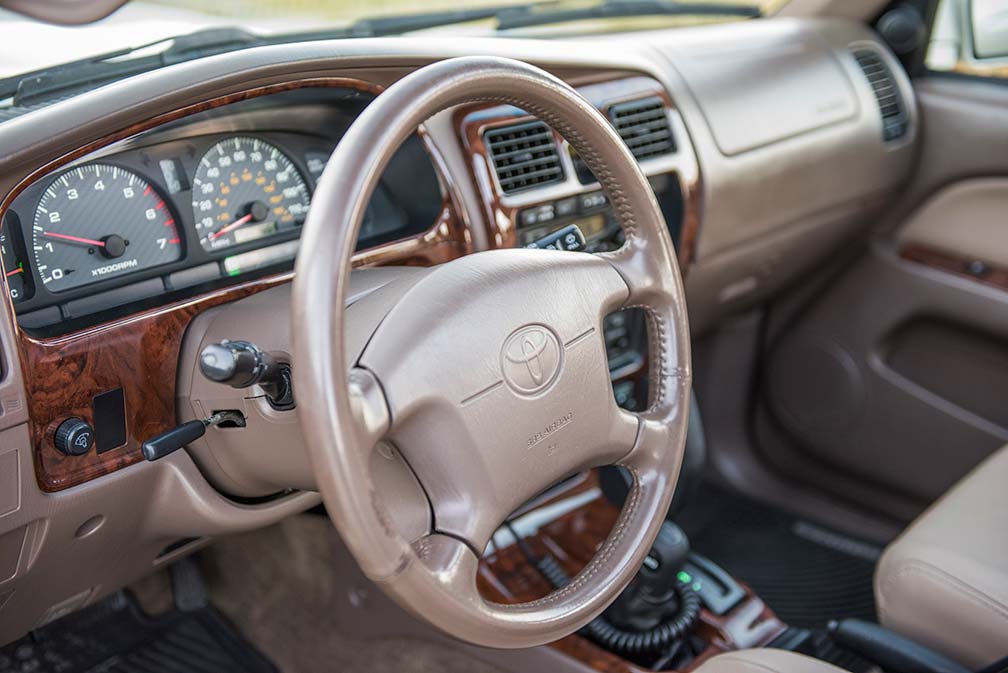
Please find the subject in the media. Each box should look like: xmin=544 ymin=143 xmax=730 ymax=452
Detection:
xmin=191 ymin=136 xmax=311 ymax=252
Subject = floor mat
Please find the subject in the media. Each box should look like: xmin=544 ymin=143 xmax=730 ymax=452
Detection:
xmin=202 ymin=514 xmax=508 ymax=673
xmin=677 ymin=482 xmax=882 ymax=630
xmin=0 ymin=591 xmax=277 ymax=673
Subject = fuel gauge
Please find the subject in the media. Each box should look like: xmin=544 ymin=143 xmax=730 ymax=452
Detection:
xmin=2 ymin=214 xmax=33 ymax=304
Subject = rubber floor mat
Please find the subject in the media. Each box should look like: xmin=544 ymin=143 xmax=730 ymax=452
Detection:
xmin=677 ymin=483 xmax=883 ymax=630
xmin=0 ymin=591 xmax=277 ymax=673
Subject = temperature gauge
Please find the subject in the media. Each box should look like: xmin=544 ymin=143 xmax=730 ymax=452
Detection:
xmin=1 ymin=215 xmax=32 ymax=304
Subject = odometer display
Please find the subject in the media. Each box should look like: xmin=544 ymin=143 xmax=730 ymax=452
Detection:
xmin=32 ymin=164 xmax=182 ymax=292
xmin=192 ymin=137 xmax=310 ymax=252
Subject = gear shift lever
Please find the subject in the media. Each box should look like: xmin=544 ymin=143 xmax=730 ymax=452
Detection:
xmin=605 ymin=521 xmax=692 ymax=629
xmin=639 ymin=521 xmax=691 ymax=600
xmin=523 ymin=519 xmax=701 ymax=661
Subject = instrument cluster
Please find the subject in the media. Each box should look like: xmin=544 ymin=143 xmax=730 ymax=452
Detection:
xmin=2 ymin=122 xmax=441 ymax=333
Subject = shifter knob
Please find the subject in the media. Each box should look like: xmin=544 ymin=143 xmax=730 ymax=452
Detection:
xmin=639 ymin=522 xmax=691 ymax=599
xmin=604 ymin=520 xmax=693 ymax=630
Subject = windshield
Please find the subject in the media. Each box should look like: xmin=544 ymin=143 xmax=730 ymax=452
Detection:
xmin=1 ymin=0 xmax=785 ymax=78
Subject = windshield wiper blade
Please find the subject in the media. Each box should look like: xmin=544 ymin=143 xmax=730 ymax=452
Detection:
xmin=495 ymin=0 xmax=760 ymax=30
xmin=0 ymin=10 xmax=502 ymax=107
xmin=328 ymin=5 xmax=517 ymax=37
xmin=0 ymin=27 xmax=270 ymax=105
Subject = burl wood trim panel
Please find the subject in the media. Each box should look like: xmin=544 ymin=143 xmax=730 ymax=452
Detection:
xmin=901 ymin=244 xmax=1008 ymax=294
xmin=8 ymin=78 xmax=471 ymax=492
xmin=456 ymin=75 xmax=702 ymax=268
xmin=478 ymin=471 xmax=786 ymax=673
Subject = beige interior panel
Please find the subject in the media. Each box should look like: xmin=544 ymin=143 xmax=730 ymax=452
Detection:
xmin=780 ymin=0 xmax=891 ymax=19
xmin=883 ymin=77 xmax=1008 ymax=235
xmin=0 ymin=449 xmax=18 ymax=518
xmin=668 ymin=25 xmax=858 ymax=157
xmin=0 ymin=421 xmax=320 ymax=644
xmin=649 ymin=19 xmax=916 ymax=263
xmin=635 ymin=19 xmax=917 ymax=334
xmin=0 ymin=525 xmax=25 ymax=583
xmin=897 ymin=178 xmax=1008 ymax=269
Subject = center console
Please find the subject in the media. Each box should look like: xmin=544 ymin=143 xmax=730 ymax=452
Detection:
xmin=478 ymin=471 xmax=787 ymax=672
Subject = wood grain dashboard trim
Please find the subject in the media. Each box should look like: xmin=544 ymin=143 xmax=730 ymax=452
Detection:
xmin=455 ymin=75 xmax=702 ymax=268
xmin=3 ymin=77 xmax=471 ymax=492
xmin=901 ymin=244 xmax=1008 ymax=295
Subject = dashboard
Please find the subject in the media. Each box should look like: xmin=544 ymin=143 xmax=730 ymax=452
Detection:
xmin=2 ymin=86 xmax=446 ymax=334
xmin=0 ymin=16 xmax=920 ymax=647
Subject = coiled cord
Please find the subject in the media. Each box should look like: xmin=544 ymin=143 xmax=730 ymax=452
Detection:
xmin=504 ymin=522 xmax=701 ymax=658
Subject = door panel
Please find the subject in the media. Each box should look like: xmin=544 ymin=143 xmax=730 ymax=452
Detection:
xmin=756 ymin=77 xmax=1008 ymax=521
xmin=897 ymin=178 xmax=1008 ymax=271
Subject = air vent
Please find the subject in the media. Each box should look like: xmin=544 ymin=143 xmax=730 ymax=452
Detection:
xmin=853 ymin=48 xmax=908 ymax=142
xmin=608 ymin=96 xmax=676 ymax=160
xmin=484 ymin=121 xmax=564 ymax=193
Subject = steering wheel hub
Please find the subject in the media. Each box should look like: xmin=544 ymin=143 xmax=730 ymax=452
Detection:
xmin=501 ymin=324 xmax=562 ymax=396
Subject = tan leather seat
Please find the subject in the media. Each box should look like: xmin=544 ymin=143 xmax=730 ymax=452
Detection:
xmin=875 ymin=443 xmax=1008 ymax=667
xmin=693 ymin=649 xmax=851 ymax=673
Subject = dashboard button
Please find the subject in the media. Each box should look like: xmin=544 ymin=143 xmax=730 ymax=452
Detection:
xmin=555 ymin=197 xmax=578 ymax=217
xmin=578 ymin=191 xmax=608 ymax=212
xmin=519 ymin=204 xmax=556 ymax=227
xmin=519 ymin=209 xmax=539 ymax=226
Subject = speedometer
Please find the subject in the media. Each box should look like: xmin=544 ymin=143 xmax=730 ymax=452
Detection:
xmin=191 ymin=137 xmax=311 ymax=252
xmin=32 ymin=164 xmax=182 ymax=292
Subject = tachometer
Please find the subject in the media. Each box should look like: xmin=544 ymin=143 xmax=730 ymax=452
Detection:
xmin=191 ymin=137 xmax=310 ymax=252
xmin=32 ymin=164 xmax=182 ymax=292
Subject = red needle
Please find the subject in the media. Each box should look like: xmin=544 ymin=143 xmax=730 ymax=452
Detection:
xmin=43 ymin=231 xmax=106 ymax=247
xmin=209 ymin=213 xmax=253 ymax=241
xmin=5 ymin=267 xmax=22 ymax=277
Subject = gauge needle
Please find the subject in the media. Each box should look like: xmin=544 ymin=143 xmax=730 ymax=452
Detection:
xmin=209 ymin=213 xmax=253 ymax=241
xmin=43 ymin=231 xmax=106 ymax=247
xmin=5 ymin=267 xmax=22 ymax=277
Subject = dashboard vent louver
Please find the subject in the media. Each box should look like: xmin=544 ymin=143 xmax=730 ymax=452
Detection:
xmin=484 ymin=121 xmax=564 ymax=193
xmin=608 ymin=96 xmax=676 ymax=160
xmin=852 ymin=48 xmax=908 ymax=142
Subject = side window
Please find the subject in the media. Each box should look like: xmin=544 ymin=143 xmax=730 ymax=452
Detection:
xmin=927 ymin=0 xmax=1008 ymax=77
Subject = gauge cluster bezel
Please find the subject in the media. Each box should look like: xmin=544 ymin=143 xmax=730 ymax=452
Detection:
xmin=4 ymin=130 xmax=320 ymax=313
xmin=2 ymin=90 xmax=443 ymax=334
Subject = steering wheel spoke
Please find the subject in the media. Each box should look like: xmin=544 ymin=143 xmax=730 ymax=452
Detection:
xmin=347 ymin=366 xmax=390 ymax=451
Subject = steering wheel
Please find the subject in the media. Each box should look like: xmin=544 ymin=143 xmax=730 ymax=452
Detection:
xmin=291 ymin=56 xmax=691 ymax=649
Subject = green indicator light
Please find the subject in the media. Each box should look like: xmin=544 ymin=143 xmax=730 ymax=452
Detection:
xmin=228 ymin=267 xmax=241 ymax=277
xmin=676 ymin=570 xmax=692 ymax=584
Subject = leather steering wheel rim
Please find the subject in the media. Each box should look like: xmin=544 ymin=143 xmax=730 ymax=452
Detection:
xmin=292 ymin=56 xmax=691 ymax=649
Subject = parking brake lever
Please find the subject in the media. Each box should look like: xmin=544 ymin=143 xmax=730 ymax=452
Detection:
xmin=827 ymin=619 xmax=970 ymax=673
